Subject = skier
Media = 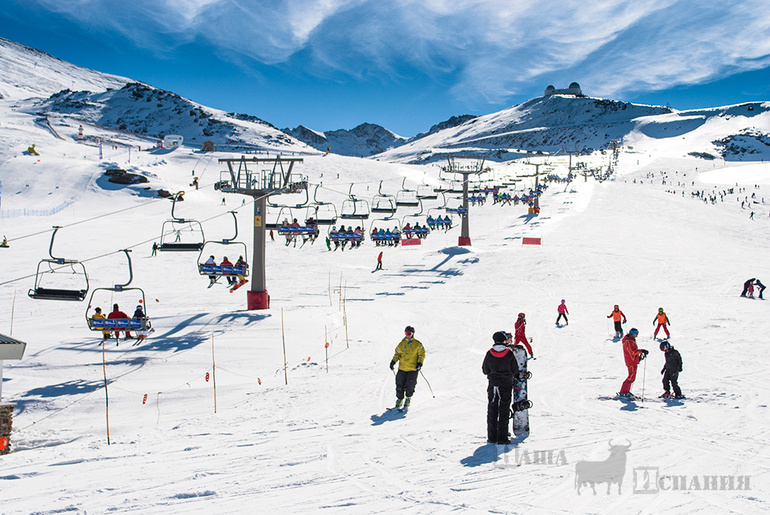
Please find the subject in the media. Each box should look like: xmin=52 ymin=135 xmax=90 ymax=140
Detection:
xmin=659 ymin=340 xmax=684 ymax=399
xmin=90 ymin=307 xmax=111 ymax=344
xmin=514 ymin=313 xmax=534 ymax=357
xmin=607 ymin=305 xmax=627 ymax=339
xmin=204 ymin=255 xmax=218 ymax=287
xmin=755 ymin=279 xmax=766 ymax=300
xmin=133 ymin=305 xmax=149 ymax=342
xmin=653 ymin=307 xmax=671 ymax=339
xmin=151 ymin=242 xmax=158 ymax=257
xmin=108 ymin=303 xmax=132 ymax=340
xmin=618 ymin=328 xmax=648 ymax=398
xmin=220 ymin=256 xmax=236 ymax=286
xmin=556 ymin=299 xmax=569 ymax=326
xmin=389 ymin=326 xmax=425 ymax=410
xmin=740 ymin=278 xmax=756 ymax=297
xmin=375 ymin=251 xmax=383 ymax=271
xmin=482 ymin=331 xmax=518 ymax=445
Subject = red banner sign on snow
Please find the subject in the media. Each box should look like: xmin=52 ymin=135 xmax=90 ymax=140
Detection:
xmin=522 ymin=237 xmax=542 ymax=245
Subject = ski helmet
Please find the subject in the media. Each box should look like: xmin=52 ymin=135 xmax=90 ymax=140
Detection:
xmin=629 ymin=328 xmax=639 ymax=336
xmin=493 ymin=331 xmax=508 ymax=344
xmin=658 ymin=307 xmax=664 ymax=312
xmin=561 ymin=299 xmax=566 ymax=303
xmin=404 ymin=325 xmax=415 ymax=334
xmin=659 ymin=340 xmax=670 ymax=351
xmin=614 ymin=305 xmax=619 ymax=309
xmin=518 ymin=312 xmax=525 ymax=318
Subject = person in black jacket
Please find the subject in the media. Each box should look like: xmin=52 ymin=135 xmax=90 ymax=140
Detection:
xmin=482 ymin=331 xmax=519 ymax=444
xmin=741 ymin=278 xmax=756 ymax=297
xmin=659 ymin=340 xmax=684 ymax=399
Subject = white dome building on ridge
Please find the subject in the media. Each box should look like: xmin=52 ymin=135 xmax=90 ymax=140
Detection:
xmin=544 ymin=82 xmax=583 ymax=96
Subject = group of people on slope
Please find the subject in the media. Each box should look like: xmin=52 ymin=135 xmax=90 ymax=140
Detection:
xmin=741 ymin=278 xmax=765 ymax=299
xmin=618 ymin=327 xmax=683 ymax=400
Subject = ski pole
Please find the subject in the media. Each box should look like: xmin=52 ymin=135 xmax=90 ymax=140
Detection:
xmin=420 ymin=370 xmax=435 ymax=398
xmin=641 ymin=355 xmax=647 ymax=402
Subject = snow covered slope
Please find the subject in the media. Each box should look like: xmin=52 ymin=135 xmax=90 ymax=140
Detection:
xmin=378 ymin=95 xmax=770 ymax=165
xmin=1 ymin=105 xmax=769 ymax=513
xmin=0 ymin=37 xmax=314 ymax=154
xmin=0 ymin=37 xmax=129 ymax=100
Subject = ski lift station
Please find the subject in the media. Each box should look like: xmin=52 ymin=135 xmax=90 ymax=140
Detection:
xmin=163 ymin=135 xmax=184 ymax=148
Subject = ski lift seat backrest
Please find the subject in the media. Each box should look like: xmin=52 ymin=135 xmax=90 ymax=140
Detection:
xmin=199 ymin=264 xmax=249 ymax=276
xmin=88 ymin=318 xmax=150 ymax=331
xmin=159 ymin=242 xmax=205 ymax=252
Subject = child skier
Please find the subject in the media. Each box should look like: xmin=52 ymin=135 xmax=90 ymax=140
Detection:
xmin=607 ymin=305 xmax=627 ymax=339
xmin=389 ymin=326 xmax=425 ymax=410
xmin=659 ymin=340 xmax=684 ymax=399
xmin=482 ymin=331 xmax=518 ymax=445
xmin=514 ymin=313 xmax=534 ymax=358
xmin=556 ymin=300 xmax=569 ymax=326
xmin=618 ymin=328 xmax=648 ymax=398
xmin=653 ymin=307 xmax=671 ymax=339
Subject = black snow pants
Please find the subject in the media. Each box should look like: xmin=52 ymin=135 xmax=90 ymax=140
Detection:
xmin=395 ymin=370 xmax=419 ymax=399
xmin=663 ymin=370 xmax=682 ymax=397
xmin=487 ymin=381 xmax=513 ymax=443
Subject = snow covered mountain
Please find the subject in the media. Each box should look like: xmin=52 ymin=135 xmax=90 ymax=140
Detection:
xmin=283 ymin=122 xmax=407 ymax=157
xmin=376 ymin=95 xmax=770 ymax=164
xmin=0 ymin=37 xmax=314 ymax=154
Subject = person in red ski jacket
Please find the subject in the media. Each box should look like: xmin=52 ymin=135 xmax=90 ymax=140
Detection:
xmin=556 ymin=299 xmax=569 ymax=326
xmin=108 ymin=303 xmax=132 ymax=340
xmin=653 ymin=308 xmax=670 ymax=338
xmin=618 ymin=328 xmax=647 ymax=397
xmin=514 ymin=313 xmax=534 ymax=357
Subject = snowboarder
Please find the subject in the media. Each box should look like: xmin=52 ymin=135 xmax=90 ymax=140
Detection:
xmin=740 ymin=278 xmax=756 ymax=297
xmin=375 ymin=251 xmax=383 ymax=271
xmin=556 ymin=299 xmax=569 ymax=326
xmin=514 ymin=313 xmax=534 ymax=357
xmin=618 ymin=328 xmax=647 ymax=398
xmin=607 ymin=305 xmax=627 ymax=339
xmin=653 ymin=307 xmax=671 ymax=339
xmin=482 ymin=331 xmax=517 ymax=445
xmin=659 ymin=340 xmax=684 ymax=399
xmin=133 ymin=305 xmax=149 ymax=343
xmin=389 ymin=326 xmax=425 ymax=410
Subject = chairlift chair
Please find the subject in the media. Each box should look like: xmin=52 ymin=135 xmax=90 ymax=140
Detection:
xmin=417 ymin=183 xmax=438 ymax=200
xmin=85 ymin=249 xmax=151 ymax=333
xmin=158 ymin=192 xmax=205 ymax=252
xmin=340 ymin=184 xmax=370 ymax=220
xmin=307 ymin=184 xmax=338 ymax=225
xmin=197 ymin=212 xmax=250 ymax=280
xmin=28 ymin=226 xmax=89 ymax=301
xmin=371 ymin=181 xmax=397 ymax=215
xmin=395 ymin=178 xmax=420 ymax=207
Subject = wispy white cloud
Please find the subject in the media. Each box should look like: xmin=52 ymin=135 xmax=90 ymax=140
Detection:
xmin=28 ymin=0 xmax=770 ymax=104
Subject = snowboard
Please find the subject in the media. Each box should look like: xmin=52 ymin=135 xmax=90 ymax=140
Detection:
xmin=229 ymin=278 xmax=247 ymax=292
xmin=511 ymin=345 xmax=530 ymax=436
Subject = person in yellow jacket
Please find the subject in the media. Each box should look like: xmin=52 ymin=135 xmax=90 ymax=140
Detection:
xmin=91 ymin=307 xmax=112 ymax=344
xmin=389 ymin=325 xmax=425 ymax=410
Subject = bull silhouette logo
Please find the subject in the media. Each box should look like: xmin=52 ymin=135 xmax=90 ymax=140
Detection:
xmin=575 ymin=440 xmax=631 ymax=494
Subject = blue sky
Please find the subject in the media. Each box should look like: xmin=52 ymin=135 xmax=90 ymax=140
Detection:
xmin=3 ymin=0 xmax=770 ymax=137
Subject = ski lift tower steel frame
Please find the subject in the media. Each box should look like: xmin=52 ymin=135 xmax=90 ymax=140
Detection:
xmin=440 ymin=156 xmax=489 ymax=246
xmin=217 ymin=156 xmax=307 ymax=310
